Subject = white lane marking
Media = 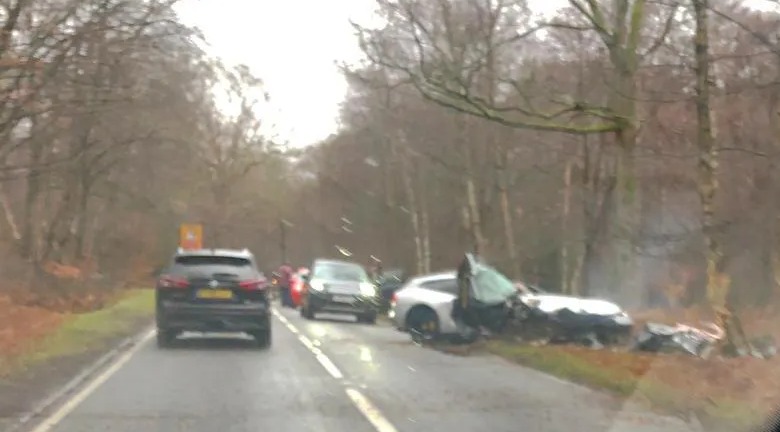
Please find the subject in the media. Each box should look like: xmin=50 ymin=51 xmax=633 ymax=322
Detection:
xmin=272 ymin=307 xmax=397 ymax=432
xmin=295 ymin=334 xmax=344 ymax=379
xmin=30 ymin=329 xmax=155 ymax=432
xmin=315 ymin=353 xmax=344 ymax=379
xmin=345 ymin=388 xmax=399 ymax=432
xmin=298 ymin=334 xmax=315 ymax=350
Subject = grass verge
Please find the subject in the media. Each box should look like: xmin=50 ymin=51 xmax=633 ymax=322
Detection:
xmin=5 ymin=289 xmax=154 ymax=375
xmin=485 ymin=340 xmax=764 ymax=431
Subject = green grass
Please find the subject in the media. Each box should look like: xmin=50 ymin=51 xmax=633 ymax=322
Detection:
xmin=12 ymin=289 xmax=154 ymax=372
xmin=485 ymin=340 xmax=761 ymax=431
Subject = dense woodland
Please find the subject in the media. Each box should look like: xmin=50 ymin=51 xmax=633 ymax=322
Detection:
xmin=308 ymin=0 xmax=780 ymax=318
xmin=0 ymin=0 xmax=293 ymax=285
xmin=1 ymin=0 xmax=780 ymax=324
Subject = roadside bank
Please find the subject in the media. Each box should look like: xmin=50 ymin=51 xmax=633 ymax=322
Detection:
xmin=0 ymin=289 xmax=154 ymax=431
xmin=485 ymin=340 xmax=773 ymax=432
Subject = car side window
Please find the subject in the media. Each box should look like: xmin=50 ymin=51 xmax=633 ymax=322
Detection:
xmin=420 ymin=279 xmax=458 ymax=294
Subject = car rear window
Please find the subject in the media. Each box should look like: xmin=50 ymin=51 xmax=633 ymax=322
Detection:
xmin=171 ymin=255 xmax=256 ymax=278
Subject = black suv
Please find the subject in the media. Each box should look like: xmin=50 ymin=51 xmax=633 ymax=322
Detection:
xmin=155 ymin=248 xmax=271 ymax=348
xmin=300 ymin=259 xmax=378 ymax=323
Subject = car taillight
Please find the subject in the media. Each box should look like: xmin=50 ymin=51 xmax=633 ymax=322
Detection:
xmin=239 ymin=278 xmax=269 ymax=291
xmin=391 ymin=292 xmax=398 ymax=304
xmin=158 ymin=275 xmax=189 ymax=288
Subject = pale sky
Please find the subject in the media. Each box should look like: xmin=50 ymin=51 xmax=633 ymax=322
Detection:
xmin=173 ymin=0 xmax=569 ymax=149
xmin=174 ymin=0 xmax=377 ymax=148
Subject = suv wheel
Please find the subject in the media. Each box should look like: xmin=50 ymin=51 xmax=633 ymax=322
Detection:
xmin=253 ymin=327 xmax=271 ymax=348
xmin=156 ymin=328 xmax=176 ymax=348
xmin=358 ymin=312 xmax=377 ymax=325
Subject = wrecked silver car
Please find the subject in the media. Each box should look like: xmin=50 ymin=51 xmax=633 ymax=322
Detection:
xmin=453 ymin=253 xmax=634 ymax=346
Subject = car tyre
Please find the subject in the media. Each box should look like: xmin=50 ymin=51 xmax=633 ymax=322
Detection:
xmin=253 ymin=327 xmax=271 ymax=348
xmin=302 ymin=303 xmax=316 ymax=320
xmin=358 ymin=312 xmax=377 ymax=325
xmin=407 ymin=306 xmax=440 ymax=340
xmin=156 ymin=328 xmax=176 ymax=348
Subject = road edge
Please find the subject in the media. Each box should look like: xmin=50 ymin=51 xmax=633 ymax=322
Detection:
xmin=6 ymin=324 xmax=154 ymax=432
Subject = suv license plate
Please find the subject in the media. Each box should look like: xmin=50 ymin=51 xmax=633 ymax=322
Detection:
xmin=197 ymin=289 xmax=233 ymax=300
xmin=332 ymin=295 xmax=353 ymax=303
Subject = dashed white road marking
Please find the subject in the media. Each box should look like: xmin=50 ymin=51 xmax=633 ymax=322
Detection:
xmin=315 ymin=353 xmax=344 ymax=379
xmin=298 ymin=334 xmax=316 ymax=350
xmin=30 ymin=329 xmax=155 ymax=432
xmin=295 ymin=332 xmax=344 ymax=379
xmin=271 ymin=307 xmax=398 ymax=432
xmin=31 ymin=307 xmax=397 ymax=432
xmin=345 ymin=388 xmax=399 ymax=432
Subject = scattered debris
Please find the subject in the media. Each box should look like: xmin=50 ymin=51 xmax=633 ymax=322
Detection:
xmin=633 ymin=322 xmax=724 ymax=358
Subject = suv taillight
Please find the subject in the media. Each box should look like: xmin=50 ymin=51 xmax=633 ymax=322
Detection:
xmin=158 ymin=275 xmax=189 ymax=288
xmin=239 ymin=278 xmax=269 ymax=291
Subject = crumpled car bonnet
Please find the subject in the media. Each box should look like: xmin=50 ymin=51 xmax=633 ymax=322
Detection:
xmin=522 ymin=294 xmax=623 ymax=316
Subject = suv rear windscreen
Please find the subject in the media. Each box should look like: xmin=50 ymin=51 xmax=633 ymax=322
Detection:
xmin=171 ymin=256 xmax=255 ymax=278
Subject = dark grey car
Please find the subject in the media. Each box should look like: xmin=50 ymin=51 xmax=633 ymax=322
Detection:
xmin=154 ymin=248 xmax=271 ymax=348
xmin=300 ymin=259 xmax=379 ymax=323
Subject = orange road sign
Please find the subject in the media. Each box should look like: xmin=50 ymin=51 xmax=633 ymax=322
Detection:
xmin=179 ymin=224 xmax=203 ymax=250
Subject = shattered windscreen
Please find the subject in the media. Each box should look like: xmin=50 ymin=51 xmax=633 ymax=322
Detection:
xmin=472 ymin=264 xmax=518 ymax=305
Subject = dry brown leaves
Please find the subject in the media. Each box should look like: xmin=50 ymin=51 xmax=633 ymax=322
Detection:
xmin=0 ymin=295 xmax=63 ymax=369
xmin=564 ymin=306 xmax=780 ymax=417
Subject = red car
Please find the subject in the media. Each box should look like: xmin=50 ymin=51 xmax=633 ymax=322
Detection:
xmin=289 ymin=267 xmax=310 ymax=308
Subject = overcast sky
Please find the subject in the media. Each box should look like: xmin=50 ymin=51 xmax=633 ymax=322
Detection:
xmin=173 ymin=0 xmax=576 ymax=148
xmin=173 ymin=0 xmax=377 ymax=148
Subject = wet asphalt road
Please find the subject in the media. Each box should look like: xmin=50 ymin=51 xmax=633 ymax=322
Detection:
xmin=34 ymin=306 xmax=700 ymax=432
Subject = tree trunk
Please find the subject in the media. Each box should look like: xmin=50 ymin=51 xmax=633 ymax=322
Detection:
xmin=400 ymin=148 xmax=424 ymax=274
xmin=0 ymin=182 xmax=21 ymax=242
xmin=765 ymin=66 xmax=780 ymax=303
xmin=73 ymin=173 xmax=92 ymax=260
xmin=465 ymin=174 xmax=485 ymax=257
xmin=417 ymin=164 xmax=431 ymax=273
xmin=611 ymin=139 xmax=640 ymax=304
xmin=603 ymin=1 xmax=645 ymax=304
xmin=580 ymin=135 xmax=613 ymax=297
xmin=497 ymin=163 xmax=518 ymax=277
xmin=692 ymin=0 xmax=736 ymax=347
xmin=604 ymin=38 xmax=642 ymax=304
xmin=486 ymin=39 xmax=515 ymax=273
xmin=561 ymin=159 xmax=573 ymax=293
xmin=22 ymin=129 xmax=44 ymax=260
xmin=772 ymin=112 xmax=780 ymax=302
xmin=421 ymin=201 xmax=431 ymax=274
